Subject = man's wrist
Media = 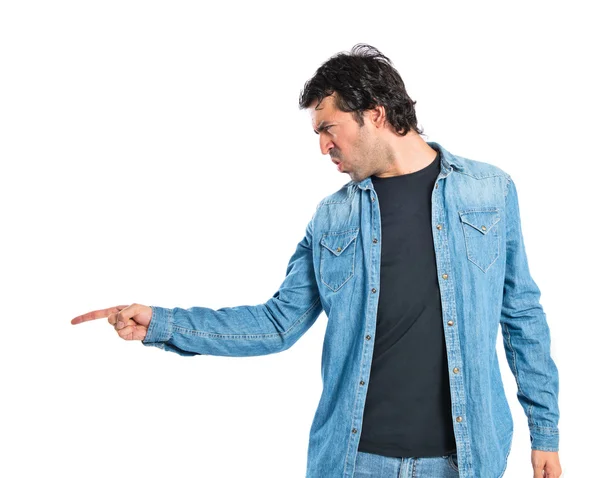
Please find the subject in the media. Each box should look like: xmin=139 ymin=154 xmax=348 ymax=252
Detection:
xmin=143 ymin=306 xmax=173 ymax=344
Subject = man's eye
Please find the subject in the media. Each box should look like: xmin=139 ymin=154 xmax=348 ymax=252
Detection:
xmin=314 ymin=126 xmax=332 ymax=135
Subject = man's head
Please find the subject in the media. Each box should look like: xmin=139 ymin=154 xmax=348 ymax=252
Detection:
xmin=299 ymin=44 xmax=424 ymax=183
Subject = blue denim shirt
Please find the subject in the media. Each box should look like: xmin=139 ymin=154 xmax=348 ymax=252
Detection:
xmin=142 ymin=141 xmax=560 ymax=478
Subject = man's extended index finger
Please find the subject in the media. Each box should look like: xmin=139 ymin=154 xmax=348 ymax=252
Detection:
xmin=71 ymin=305 xmax=129 ymax=325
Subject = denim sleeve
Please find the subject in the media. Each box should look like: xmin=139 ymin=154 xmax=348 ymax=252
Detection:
xmin=141 ymin=209 xmax=323 ymax=357
xmin=500 ymin=176 xmax=560 ymax=451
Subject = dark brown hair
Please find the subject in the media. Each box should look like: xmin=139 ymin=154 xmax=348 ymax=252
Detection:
xmin=299 ymin=43 xmax=424 ymax=136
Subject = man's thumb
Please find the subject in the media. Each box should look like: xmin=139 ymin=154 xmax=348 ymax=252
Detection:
xmin=116 ymin=303 xmax=148 ymax=329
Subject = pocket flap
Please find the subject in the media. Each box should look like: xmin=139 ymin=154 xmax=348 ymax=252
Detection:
xmin=458 ymin=208 xmax=501 ymax=234
xmin=320 ymin=228 xmax=359 ymax=256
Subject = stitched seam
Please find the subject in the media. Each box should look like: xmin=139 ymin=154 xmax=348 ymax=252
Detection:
xmin=504 ymin=175 xmax=512 ymax=198
xmin=502 ymin=322 xmax=533 ymax=424
xmin=452 ymin=170 xmax=507 ymax=180
xmin=319 ymin=183 xmax=356 ymax=205
xmin=530 ymin=425 xmax=559 ymax=435
xmin=171 ymin=296 xmax=322 ymax=340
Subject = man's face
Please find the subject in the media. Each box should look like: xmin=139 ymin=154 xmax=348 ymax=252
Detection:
xmin=309 ymin=94 xmax=384 ymax=183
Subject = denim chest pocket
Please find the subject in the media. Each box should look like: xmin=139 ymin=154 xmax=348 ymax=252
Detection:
xmin=319 ymin=227 xmax=359 ymax=292
xmin=458 ymin=208 xmax=501 ymax=272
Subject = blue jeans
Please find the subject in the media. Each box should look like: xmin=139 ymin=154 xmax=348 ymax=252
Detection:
xmin=354 ymin=450 xmax=460 ymax=477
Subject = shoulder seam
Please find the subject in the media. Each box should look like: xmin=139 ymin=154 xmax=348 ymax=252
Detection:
xmin=504 ymin=173 xmax=513 ymax=198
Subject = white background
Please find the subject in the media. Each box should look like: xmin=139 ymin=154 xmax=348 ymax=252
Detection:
xmin=1 ymin=1 xmax=597 ymax=477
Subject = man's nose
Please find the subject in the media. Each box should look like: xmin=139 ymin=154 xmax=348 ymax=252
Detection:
xmin=320 ymin=135 xmax=334 ymax=155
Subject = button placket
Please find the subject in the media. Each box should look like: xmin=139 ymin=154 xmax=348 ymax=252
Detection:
xmin=431 ymin=171 xmax=469 ymax=451
xmin=353 ymin=185 xmax=381 ymax=445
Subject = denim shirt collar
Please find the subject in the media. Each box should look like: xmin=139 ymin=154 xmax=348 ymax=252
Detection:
xmin=352 ymin=141 xmax=464 ymax=191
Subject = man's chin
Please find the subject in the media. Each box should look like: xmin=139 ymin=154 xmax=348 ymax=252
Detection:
xmin=348 ymin=172 xmax=365 ymax=183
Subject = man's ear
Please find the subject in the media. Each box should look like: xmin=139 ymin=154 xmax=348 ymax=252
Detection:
xmin=368 ymin=105 xmax=387 ymax=129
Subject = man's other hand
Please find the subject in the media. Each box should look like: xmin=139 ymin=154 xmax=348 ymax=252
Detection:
xmin=532 ymin=449 xmax=562 ymax=478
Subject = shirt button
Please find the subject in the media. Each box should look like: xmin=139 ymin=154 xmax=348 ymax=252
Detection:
xmin=447 ymin=320 xmax=454 ymax=326
xmin=453 ymin=367 xmax=460 ymax=374
xmin=371 ymin=288 xmax=377 ymax=293
xmin=373 ymin=238 xmax=378 ymax=243
xmin=456 ymin=416 xmax=463 ymax=423
xmin=442 ymin=273 xmax=448 ymax=280
xmin=352 ymin=428 xmax=358 ymax=433
xmin=482 ymin=225 xmax=487 ymax=231
xmin=360 ymin=380 xmax=365 ymax=385
xmin=371 ymin=196 xmax=375 ymax=202
xmin=436 ymin=224 xmax=442 ymax=230
xmin=366 ymin=335 xmax=371 ymax=340
xmin=435 ymin=183 xmax=439 ymax=189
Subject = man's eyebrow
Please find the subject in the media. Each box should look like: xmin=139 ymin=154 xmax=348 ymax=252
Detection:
xmin=313 ymin=121 xmax=333 ymax=135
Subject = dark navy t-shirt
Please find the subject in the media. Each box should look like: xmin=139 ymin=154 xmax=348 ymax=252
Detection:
xmin=357 ymin=150 xmax=457 ymax=458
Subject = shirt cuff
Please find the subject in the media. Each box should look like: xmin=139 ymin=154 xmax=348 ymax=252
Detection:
xmin=142 ymin=306 xmax=173 ymax=344
xmin=530 ymin=425 xmax=559 ymax=451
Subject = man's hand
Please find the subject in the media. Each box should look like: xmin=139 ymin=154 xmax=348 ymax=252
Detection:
xmin=532 ymin=449 xmax=562 ymax=477
xmin=71 ymin=303 xmax=153 ymax=341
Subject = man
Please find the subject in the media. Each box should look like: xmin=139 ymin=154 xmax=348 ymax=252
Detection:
xmin=71 ymin=44 xmax=561 ymax=478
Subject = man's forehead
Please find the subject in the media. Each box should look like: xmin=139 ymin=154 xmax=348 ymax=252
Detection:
xmin=310 ymin=98 xmax=337 ymax=129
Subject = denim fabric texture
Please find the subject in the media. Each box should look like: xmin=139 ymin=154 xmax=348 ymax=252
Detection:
xmin=142 ymin=141 xmax=560 ymax=478
xmin=354 ymin=450 xmax=460 ymax=478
